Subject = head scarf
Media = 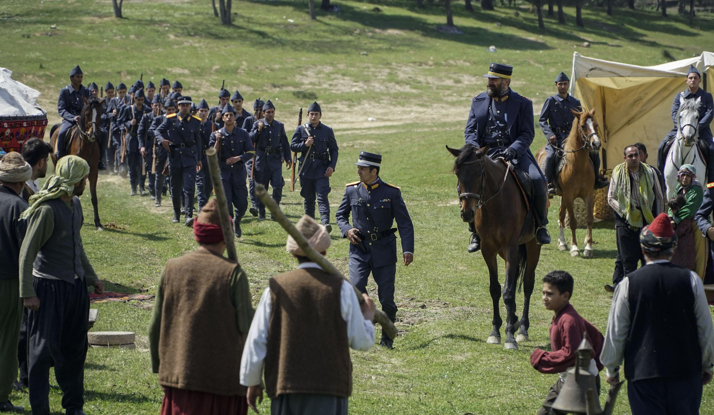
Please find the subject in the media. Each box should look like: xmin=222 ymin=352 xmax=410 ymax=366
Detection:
xmin=286 ymin=215 xmax=331 ymax=256
xmin=193 ymin=198 xmax=230 ymax=244
xmin=640 ymin=213 xmax=677 ymax=255
xmin=0 ymin=152 xmax=32 ymax=183
xmin=678 ymin=164 xmax=696 ymax=180
xmin=21 ymin=155 xmax=89 ymax=219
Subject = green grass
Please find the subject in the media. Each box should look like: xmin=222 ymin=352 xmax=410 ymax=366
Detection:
xmin=3 ymin=0 xmax=714 ymax=413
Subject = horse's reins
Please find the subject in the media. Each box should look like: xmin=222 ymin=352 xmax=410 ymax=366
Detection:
xmin=458 ymin=157 xmax=511 ymax=211
xmin=551 ymin=124 xmax=596 ymax=154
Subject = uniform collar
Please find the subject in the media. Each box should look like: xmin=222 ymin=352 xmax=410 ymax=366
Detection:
xmin=491 ymin=89 xmax=510 ymax=103
xmin=553 ymin=93 xmax=570 ymax=102
xmin=684 ymin=88 xmax=701 ymax=98
xmin=362 ymin=177 xmax=381 ymax=191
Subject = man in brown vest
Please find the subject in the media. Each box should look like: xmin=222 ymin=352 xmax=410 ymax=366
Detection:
xmin=240 ymin=215 xmax=376 ymax=415
xmin=149 ymin=198 xmax=254 ymax=415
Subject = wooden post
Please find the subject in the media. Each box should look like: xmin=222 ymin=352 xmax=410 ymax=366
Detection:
xmin=255 ymin=184 xmax=398 ymax=339
xmin=206 ymin=148 xmax=238 ymax=261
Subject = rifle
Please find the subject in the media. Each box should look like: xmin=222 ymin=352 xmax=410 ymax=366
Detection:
xmin=151 ymin=106 xmax=161 ymax=175
xmin=297 ymin=122 xmax=313 ymax=178
xmin=290 ymin=108 xmax=302 ymax=191
xmin=100 ymin=86 xmax=103 ymax=98
xmin=120 ymin=105 xmax=134 ymax=164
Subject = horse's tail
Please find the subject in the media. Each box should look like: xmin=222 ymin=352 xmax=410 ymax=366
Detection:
xmin=516 ymin=243 xmax=527 ymax=293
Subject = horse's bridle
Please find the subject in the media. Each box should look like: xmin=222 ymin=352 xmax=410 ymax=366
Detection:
xmin=457 ymin=157 xmax=510 ymax=211
xmin=678 ymin=123 xmax=699 ymax=140
xmin=552 ymin=123 xmax=597 ymax=154
xmin=77 ymin=108 xmax=99 ymax=143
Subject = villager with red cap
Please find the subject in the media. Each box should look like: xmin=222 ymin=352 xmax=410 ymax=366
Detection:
xmin=149 ymin=198 xmax=254 ymax=415
xmin=601 ymin=213 xmax=714 ymax=415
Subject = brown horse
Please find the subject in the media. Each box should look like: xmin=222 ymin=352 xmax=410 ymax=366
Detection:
xmin=49 ymin=97 xmax=105 ymax=230
xmin=535 ymin=109 xmax=601 ymax=258
xmin=447 ymin=144 xmax=541 ymax=350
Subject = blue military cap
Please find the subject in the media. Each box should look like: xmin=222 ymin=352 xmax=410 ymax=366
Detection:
xmin=219 ymin=89 xmax=231 ymax=99
xmin=177 ymin=96 xmax=192 ymax=105
xmin=231 ymin=90 xmax=244 ymax=101
xmin=70 ymin=65 xmax=83 ymax=77
xmin=354 ymin=151 xmax=382 ymax=167
xmin=151 ymin=95 xmax=162 ymax=105
xmin=222 ymin=104 xmax=236 ymax=115
xmin=263 ymin=100 xmax=275 ymax=111
xmin=117 ymin=82 xmax=127 ymax=91
xmin=146 ymin=81 xmax=156 ymax=90
xmin=104 ymin=81 xmax=114 ymax=91
xmin=555 ymin=72 xmax=569 ymax=83
xmin=129 ymin=85 xmax=135 ymax=94
xmin=172 ymin=80 xmax=183 ymax=89
xmin=165 ymin=99 xmax=177 ymax=108
xmin=88 ymin=82 xmax=98 ymax=91
xmin=687 ymin=65 xmax=701 ymax=78
xmin=253 ymin=98 xmax=264 ymax=110
xmin=484 ymin=63 xmax=513 ymax=79
xmin=191 ymin=103 xmax=197 ymax=113
xmin=307 ymin=101 xmax=321 ymax=113
xmin=160 ymin=78 xmax=170 ymax=87
xmin=134 ymin=88 xmax=145 ymax=99
xmin=169 ymin=92 xmax=181 ymax=101
xmin=134 ymin=79 xmax=144 ymax=90
xmin=196 ymin=99 xmax=210 ymax=110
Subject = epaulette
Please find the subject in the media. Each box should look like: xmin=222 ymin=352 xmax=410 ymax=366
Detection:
xmin=345 ymin=181 xmax=360 ymax=187
xmin=192 ymin=115 xmax=202 ymax=121
xmin=707 ymin=182 xmax=714 ymax=189
xmin=166 ymin=113 xmax=177 ymax=118
xmin=520 ymin=94 xmax=532 ymax=102
xmin=384 ymin=182 xmax=401 ymax=189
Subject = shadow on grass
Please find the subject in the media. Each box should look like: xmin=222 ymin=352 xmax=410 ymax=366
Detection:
xmin=85 ymin=390 xmax=155 ymax=405
xmin=240 ymin=239 xmax=286 ymax=248
xmin=99 ymin=227 xmax=172 ymax=242
xmin=85 ymin=363 xmax=114 ymax=371
xmin=408 ymin=333 xmax=486 ymax=350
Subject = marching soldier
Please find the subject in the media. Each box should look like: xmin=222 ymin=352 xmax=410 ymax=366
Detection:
xmin=145 ymin=81 xmax=156 ymax=103
xmin=249 ymin=100 xmax=292 ymax=220
xmin=290 ymin=101 xmax=338 ymax=231
xmin=155 ymin=96 xmax=202 ymax=226
xmin=99 ymin=81 xmax=115 ymax=171
xmin=159 ymin=78 xmax=171 ymax=103
xmin=87 ymin=82 xmax=108 ymax=171
xmin=230 ymin=91 xmax=251 ymax=128
xmin=196 ymin=99 xmax=214 ymax=212
xmin=139 ymin=95 xmax=164 ymax=199
xmin=464 ymin=63 xmax=551 ymax=252
xmin=120 ymin=89 xmax=151 ymax=196
xmin=88 ymin=82 xmax=99 ymax=98
xmin=172 ymin=80 xmax=183 ymax=95
xmin=209 ymin=88 xmax=231 ymax=130
xmin=153 ymin=99 xmax=177 ymax=207
xmin=539 ymin=72 xmax=608 ymax=194
xmin=335 ymin=151 xmax=415 ymax=349
xmin=56 ymin=65 xmax=90 ymax=160
xmin=209 ymin=104 xmax=255 ymax=238
xmin=108 ymin=82 xmax=129 ymax=175
xmin=243 ymin=98 xmax=264 ymax=217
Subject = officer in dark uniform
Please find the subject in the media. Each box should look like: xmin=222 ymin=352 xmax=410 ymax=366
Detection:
xmin=464 ymin=63 xmax=551 ymax=252
xmin=243 ymin=98 xmax=264 ymax=217
xmin=336 ymin=151 xmax=415 ymax=349
xmin=290 ymin=101 xmax=339 ymax=231
xmin=195 ymin=99 xmax=214 ymax=212
xmin=120 ymin=88 xmax=151 ymax=196
xmin=155 ymin=96 xmax=202 ymax=225
xmin=158 ymin=78 xmax=171 ymax=104
xmin=172 ymin=80 xmax=183 ymax=95
xmin=539 ymin=72 xmax=608 ymax=195
xmin=56 ymin=65 xmax=90 ymax=160
xmin=209 ymin=104 xmax=255 ymax=238
xmin=139 ymin=95 xmax=164 ymax=199
xmin=152 ymin=100 xmax=177 ymax=207
xmin=230 ymin=90 xmax=252 ymax=128
xmin=209 ymin=88 xmax=231 ymax=130
xmin=249 ymin=100 xmax=292 ymax=220
xmin=107 ymin=82 xmax=128 ymax=175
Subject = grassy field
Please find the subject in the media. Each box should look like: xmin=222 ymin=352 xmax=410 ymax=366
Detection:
xmin=3 ymin=0 xmax=714 ymax=413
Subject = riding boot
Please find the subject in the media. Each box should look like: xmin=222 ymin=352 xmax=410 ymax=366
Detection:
xmin=534 ymin=190 xmax=551 ymax=245
xmin=590 ymin=151 xmax=609 ymax=189
xmin=467 ymin=222 xmax=481 ymax=253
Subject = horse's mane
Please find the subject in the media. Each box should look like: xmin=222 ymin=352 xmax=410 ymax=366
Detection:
xmin=680 ymin=97 xmax=701 ymax=114
xmin=561 ymin=110 xmax=587 ymax=148
xmin=452 ymin=144 xmax=484 ymax=173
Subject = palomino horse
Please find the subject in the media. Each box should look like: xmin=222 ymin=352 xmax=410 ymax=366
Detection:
xmin=535 ymin=109 xmax=601 ymax=258
xmin=49 ymin=97 xmax=104 ymax=230
xmin=447 ymin=144 xmax=541 ymax=350
xmin=663 ymin=96 xmax=706 ymax=200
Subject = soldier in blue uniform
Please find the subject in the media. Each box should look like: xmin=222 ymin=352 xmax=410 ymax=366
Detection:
xmin=209 ymin=104 xmax=255 ymax=237
xmin=152 ymin=100 xmax=177 ymax=207
xmin=88 ymin=82 xmax=99 ymax=98
xmin=139 ymin=95 xmax=164 ymax=199
xmin=119 ymin=89 xmax=151 ymax=195
xmin=209 ymin=88 xmax=231 ymax=130
xmin=249 ymin=100 xmax=292 ymax=220
xmin=243 ymin=98 xmax=264 ymax=217
xmin=336 ymin=151 xmax=415 ymax=349
xmin=155 ymin=96 xmax=202 ymax=225
xmin=158 ymin=78 xmax=171 ymax=104
xmin=145 ymin=81 xmax=156 ymax=104
xmin=107 ymin=82 xmax=129 ymax=175
xmin=464 ymin=63 xmax=551 ymax=252
xmin=99 ymin=81 xmax=115 ymax=172
xmin=539 ymin=72 xmax=608 ymax=195
xmin=657 ymin=65 xmax=714 ymax=178
xmin=56 ymin=65 xmax=91 ymax=160
xmin=290 ymin=101 xmax=339 ymax=231
xmin=230 ymin=90 xmax=252 ymax=128
xmin=172 ymin=80 xmax=183 ymax=95
xmin=195 ymin=99 xmax=214 ymax=212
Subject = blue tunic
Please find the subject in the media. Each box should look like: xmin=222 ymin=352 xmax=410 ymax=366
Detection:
xmin=290 ymin=122 xmax=339 ymax=180
xmin=538 ymin=94 xmax=581 ymax=143
xmin=669 ymin=88 xmax=714 ymax=140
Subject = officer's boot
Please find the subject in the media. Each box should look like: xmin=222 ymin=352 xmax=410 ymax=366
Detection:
xmin=56 ymin=131 xmax=67 ymax=160
xmin=467 ymin=221 xmax=481 ymax=253
xmin=534 ymin=188 xmax=551 ymax=245
xmin=249 ymin=180 xmax=259 ymax=217
xmin=545 ymin=150 xmax=557 ymax=197
xmin=590 ymin=151 xmax=609 ymax=189
xmin=154 ymin=174 xmax=163 ymax=207
xmin=234 ymin=216 xmax=242 ymax=238
xmin=380 ymin=309 xmax=397 ymax=349
xmin=184 ymin=195 xmax=194 ymax=227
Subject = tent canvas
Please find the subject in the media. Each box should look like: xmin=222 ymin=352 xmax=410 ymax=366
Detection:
xmin=570 ymin=51 xmax=713 ymax=172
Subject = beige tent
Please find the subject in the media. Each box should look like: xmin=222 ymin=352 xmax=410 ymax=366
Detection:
xmin=570 ymin=52 xmax=714 ymax=173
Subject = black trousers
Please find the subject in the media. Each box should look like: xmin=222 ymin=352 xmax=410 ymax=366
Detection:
xmin=17 ymin=308 xmax=28 ymax=386
xmin=27 ymin=277 xmax=89 ymax=415
xmin=613 ymin=224 xmax=644 ymax=285
xmin=127 ymin=152 xmax=144 ymax=191
xmin=628 ymin=374 xmax=702 ymax=415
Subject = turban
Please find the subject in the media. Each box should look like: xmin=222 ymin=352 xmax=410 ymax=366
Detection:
xmin=21 ymin=155 xmax=89 ymax=219
xmin=0 ymin=152 xmax=32 ymax=183
xmin=193 ymin=198 xmax=229 ymax=244
xmin=640 ymin=213 xmax=677 ymax=255
xmin=678 ymin=164 xmax=696 ymax=177
xmin=286 ymin=215 xmax=331 ymax=256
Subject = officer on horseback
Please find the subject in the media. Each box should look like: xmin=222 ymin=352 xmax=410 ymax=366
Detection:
xmin=539 ymin=72 xmax=608 ymax=195
xmin=464 ymin=63 xmax=551 ymax=252
xmin=56 ymin=65 xmax=90 ymax=161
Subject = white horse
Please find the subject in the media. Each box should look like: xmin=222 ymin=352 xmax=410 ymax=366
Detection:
xmin=663 ymin=96 xmax=706 ymax=200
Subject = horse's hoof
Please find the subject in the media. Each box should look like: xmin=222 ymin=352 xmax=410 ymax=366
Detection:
xmin=570 ymin=249 xmax=580 ymax=257
xmin=504 ymin=342 xmax=518 ymax=350
xmin=583 ymin=249 xmax=593 ymax=258
xmin=558 ymin=243 xmax=567 ymax=251
xmin=487 ymin=336 xmax=501 ymax=345
xmin=516 ymin=333 xmax=529 ymax=343
xmin=96 ymin=227 xmax=104 ymax=231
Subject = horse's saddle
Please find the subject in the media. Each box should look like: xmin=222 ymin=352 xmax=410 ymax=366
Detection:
xmin=498 ymin=159 xmax=533 ymax=211
xmin=658 ymin=134 xmax=710 ymax=173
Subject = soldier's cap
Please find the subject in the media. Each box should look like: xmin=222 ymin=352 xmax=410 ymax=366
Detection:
xmin=88 ymin=82 xmax=98 ymax=91
xmin=169 ymin=92 xmax=182 ymax=101
xmin=160 ymin=78 xmax=170 ymax=87
xmin=253 ymin=98 xmax=264 ymax=110
xmin=484 ymin=63 xmax=513 ymax=79
xmin=151 ymin=95 xmax=162 ymax=105
xmin=308 ymin=101 xmax=321 ymax=113
xmin=231 ymin=90 xmax=244 ymax=101
xmin=146 ymin=81 xmax=156 ymax=90
xmin=128 ymin=85 xmax=136 ymax=94
xmin=133 ymin=79 xmax=144 ymax=90
xmin=165 ymin=100 xmax=177 ymax=109
xmin=222 ymin=104 xmax=236 ymax=115
xmin=263 ymin=100 xmax=275 ymax=111
xmin=104 ymin=81 xmax=114 ymax=91
xmin=190 ymin=103 xmax=197 ymax=112
xmin=354 ymin=151 xmax=382 ymax=168
xmin=219 ymin=88 xmax=231 ymax=99
xmin=687 ymin=65 xmax=701 ymax=78
xmin=196 ymin=99 xmax=210 ymax=110
xmin=134 ymin=88 xmax=145 ymax=99
xmin=117 ymin=82 xmax=127 ymax=91
xmin=555 ymin=72 xmax=569 ymax=83
xmin=177 ymin=96 xmax=192 ymax=105
xmin=172 ymin=80 xmax=183 ymax=89
xmin=70 ymin=65 xmax=83 ymax=77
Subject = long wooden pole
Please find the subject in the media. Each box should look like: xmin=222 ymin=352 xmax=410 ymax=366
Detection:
xmin=206 ymin=148 xmax=238 ymax=261
xmin=255 ymin=184 xmax=398 ymax=339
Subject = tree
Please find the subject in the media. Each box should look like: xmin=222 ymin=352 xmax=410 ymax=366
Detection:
xmin=309 ymin=0 xmax=316 ymax=19
xmin=417 ymin=0 xmax=425 ymax=8
xmin=547 ymin=0 xmax=554 ymax=17
xmin=465 ymin=0 xmax=474 ymax=12
xmin=557 ymin=0 xmax=565 ymax=23
xmin=445 ymin=0 xmax=454 ymax=26
xmin=689 ymin=0 xmax=695 ymax=23
xmin=535 ymin=0 xmax=544 ymax=28
xmin=321 ymin=0 xmax=330 ymax=10
xmin=212 ymin=0 xmax=219 ymax=17
xmin=575 ymin=0 xmax=583 ymax=27
xmin=112 ymin=0 xmax=123 ymax=18
xmin=481 ymin=0 xmax=494 ymax=10
xmin=218 ymin=0 xmax=232 ymax=24
xmin=628 ymin=0 xmax=634 ymax=9
xmin=607 ymin=0 xmax=612 ymax=15
xmin=661 ymin=0 xmax=667 ymax=16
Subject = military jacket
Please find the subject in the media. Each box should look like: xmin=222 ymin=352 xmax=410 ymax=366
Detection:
xmin=670 ymin=88 xmax=714 ymax=140
xmin=209 ymin=127 xmax=254 ymax=182
xmin=335 ymin=178 xmax=414 ymax=268
xmin=539 ymin=94 xmax=581 ymax=143
xmin=119 ymin=104 xmax=152 ymax=153
xmin=138 ymin=111 xmax=160 ymax=149
xmin=249 ymin=118 xmax=291 ymax=172
xmin=58 ymin=84 xmax=91 ymax=123
xmin=155 ymin=112 xmax=203 ymax=168
xmin=242 ymin=115 xmax=257 ymax=132
xmin=290 ymin=122 xmax=339 ymax=180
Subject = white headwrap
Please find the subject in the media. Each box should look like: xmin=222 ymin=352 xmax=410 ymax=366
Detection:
xmin=0 ymin=152 xmax=32 ymax=183
xmin=286 ymin=215 xmax=331 ymax=256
